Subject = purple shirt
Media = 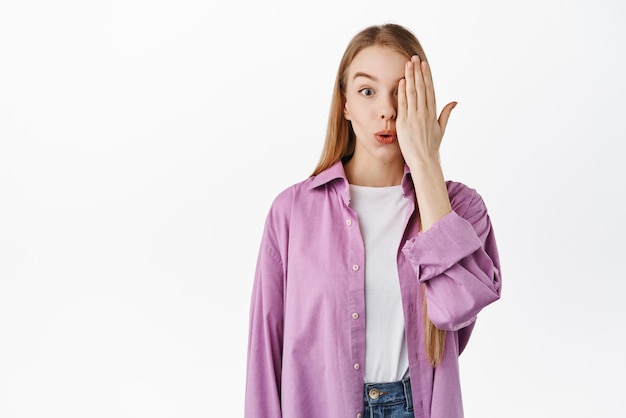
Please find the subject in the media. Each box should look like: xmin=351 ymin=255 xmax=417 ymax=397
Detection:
xmin=245 ymin=161 xmax=502 ymax=418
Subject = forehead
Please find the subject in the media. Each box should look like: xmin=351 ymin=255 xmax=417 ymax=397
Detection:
xmin=347 ymin=45 xmax=408 ymax=81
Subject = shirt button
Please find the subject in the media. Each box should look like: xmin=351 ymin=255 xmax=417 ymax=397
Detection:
xmin=346 ymin=219 xmax=352 ymax=226
xmin=352 ymin=264 xmax=359 ymax=271
xmin=357 ymin=414 xmax=362 ymax=418
xmin=352 ymin=312 xmax=359 ymax=319
xmin=353 ymin=363 xmax=360 ymax=370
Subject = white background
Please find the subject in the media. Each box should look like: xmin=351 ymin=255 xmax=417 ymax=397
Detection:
xmin=1 ymin=0 xmax=625 ymax=417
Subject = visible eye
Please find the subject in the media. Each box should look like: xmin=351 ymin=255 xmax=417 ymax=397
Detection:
xmin=358 ymin=88 xmax=374 ymax=97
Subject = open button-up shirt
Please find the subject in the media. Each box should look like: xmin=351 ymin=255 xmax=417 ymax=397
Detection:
xmin=245 ymin=161 xmax=502 ymax=418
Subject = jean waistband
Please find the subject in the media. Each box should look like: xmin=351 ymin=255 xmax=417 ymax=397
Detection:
xmin=363 ymin=377 xmax=413 ymax=409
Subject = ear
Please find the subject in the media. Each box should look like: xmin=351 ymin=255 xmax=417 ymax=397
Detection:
xmin=343 ymin=101 xmax=351 ymax=121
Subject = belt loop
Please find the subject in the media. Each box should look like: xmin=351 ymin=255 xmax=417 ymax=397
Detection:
xmin=402 ymin=377 xmax=413 ymax=410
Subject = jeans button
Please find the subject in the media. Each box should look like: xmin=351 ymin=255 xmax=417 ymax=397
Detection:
xmin=369 ymin=388 xmax=380 ymax=399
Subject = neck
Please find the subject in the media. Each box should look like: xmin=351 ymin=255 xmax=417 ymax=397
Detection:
xmin=344 ymin=157 xmax=405 ymax=187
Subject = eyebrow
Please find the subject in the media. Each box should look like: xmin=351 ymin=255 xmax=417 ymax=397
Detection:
xmin=352 ymin=72 xmax=404 ymax=84
xmin=352 ymin=72 xmax=377 ymax=81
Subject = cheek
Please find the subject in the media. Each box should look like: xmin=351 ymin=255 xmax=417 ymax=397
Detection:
xmin=344 ymin=100 xmax=368 ymax=122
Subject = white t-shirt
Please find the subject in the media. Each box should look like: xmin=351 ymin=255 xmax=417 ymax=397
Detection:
xmin=349 ymin=184 xmax=410 ymax=383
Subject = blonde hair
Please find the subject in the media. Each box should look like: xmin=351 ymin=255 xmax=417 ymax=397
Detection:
xmin=312 ymin=23 xmax=446 ymax=366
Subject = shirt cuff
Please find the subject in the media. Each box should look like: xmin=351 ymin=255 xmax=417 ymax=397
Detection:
xmin=401 ymin=211 xmax=483 ymax=281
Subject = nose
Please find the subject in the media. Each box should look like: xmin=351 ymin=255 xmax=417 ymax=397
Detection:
xmin=380 ymin=95 xmax=397 ymax=121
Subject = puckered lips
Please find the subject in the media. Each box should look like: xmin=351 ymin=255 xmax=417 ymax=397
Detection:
xmin=375 ymin=130 xmax=397 ymax=145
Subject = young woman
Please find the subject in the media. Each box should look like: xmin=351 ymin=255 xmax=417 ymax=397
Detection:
xmin=245 ymin=23 xmax=502 ymax=418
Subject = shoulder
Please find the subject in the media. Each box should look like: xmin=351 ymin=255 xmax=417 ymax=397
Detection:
xmin=265 ymin=175 xmax=318 ymax=219
xmin=260 ymin=176 xmax=322 ymax=251
xmin=269 ymin=162 xmax=345 ymax=211
xmin=445 ymin=180 xmax=488 ymax=219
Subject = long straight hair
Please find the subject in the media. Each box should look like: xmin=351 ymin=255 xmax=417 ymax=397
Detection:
xmin=312 ymin=24 xmax=446 ymax=366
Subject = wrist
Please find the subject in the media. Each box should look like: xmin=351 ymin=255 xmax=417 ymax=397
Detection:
xmin=406 ymin=155 xmax=443 ymax=179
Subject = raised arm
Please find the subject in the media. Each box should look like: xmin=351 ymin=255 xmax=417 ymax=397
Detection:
xmin=402 ymin=184 xmax=502 ymax=331
xmin=397 ymin=54 xmax=501 ymax=331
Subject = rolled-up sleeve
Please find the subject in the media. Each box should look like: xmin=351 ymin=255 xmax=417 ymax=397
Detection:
xmin=401 ymin=185 xmax=502 ymax=331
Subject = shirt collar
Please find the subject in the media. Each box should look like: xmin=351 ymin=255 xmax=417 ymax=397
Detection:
xmin=308 ymin=160 xmax=415 ymax=199
xmin=308 ymin=161 xmax=347 ymax=190
xmin=400 ymin=164 xmax=415 ymax=198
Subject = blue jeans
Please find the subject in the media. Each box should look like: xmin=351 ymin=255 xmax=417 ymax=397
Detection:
xmin=363 ymin=377 xmax=415 ymax=418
